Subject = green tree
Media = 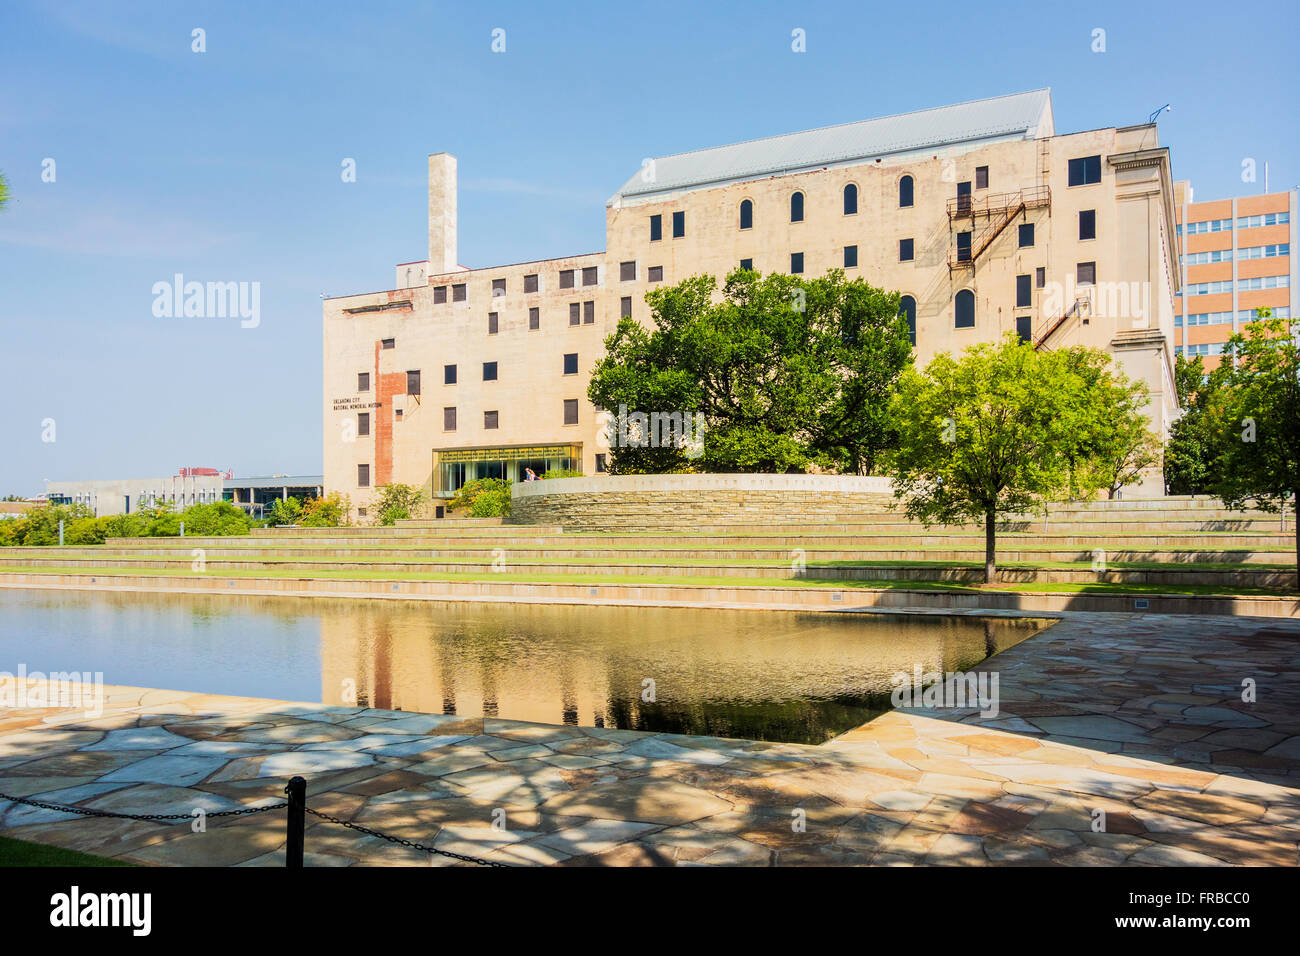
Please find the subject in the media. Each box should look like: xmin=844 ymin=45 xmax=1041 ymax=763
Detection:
xmin=1164 ymin=354 xmax=1220 ymax=495
xmin=371 ymin=483 xmax=427 ymax=525
xmin=587 ymin=268 xmax=913 ymax=474
xmin=1058 ymin=348 xmax=1161 ymax=498
xmin=1205 ymin=312 xmax=1299 ymax=586
xmin=299 ymin=492 xmax=350 ymax=527
xmin=268 ymin=496 xmax=302 ymax=526
xmin=889 ymin=334 xmax=1148 ymax=582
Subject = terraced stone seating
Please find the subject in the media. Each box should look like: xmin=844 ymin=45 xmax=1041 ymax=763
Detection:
xmin=0 ymin=496 xmax=1293 ymax=593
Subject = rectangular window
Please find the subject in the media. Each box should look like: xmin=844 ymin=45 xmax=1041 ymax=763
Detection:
xmin=358 ymin=464 xmax=370 ymax=487
xmin=563 ymin=353 xmax=578 ymax=375
xmin=484 ymin=410 xmax=498 ymax=430
xmin=394 ymin=409 xmax=402 ymax=421
xmin=1068 ymin=155 xmax=1102 ymax=186
xmin=1036 ymin=267 xmax=1046 ymax=288
xmin=899 ymin=238 xmax=914 ymax=261
xmin=563 ymin=399 xmax=579 ymax=425
xmin=488 ymin=312 xmax=499 ymax=334
xmin=433 ymin=286 xmax=447 ymax=304
xmin=492 ymin=278 xmax=506 ymax=297
xmin=559 ymin=269 xmax=575 ymax=289
xmin=443 ymin=407 xmax=456 ymax=431
xmin=844 ymin=245 xmax=858 ymax=268
xmin=1015 ymin=316 xmax=1032 ymax=344
xmin=524 ymin=273 xmax=539 ymax=293
xmin=740 ymin=258 xmax=753 ymax=271
xmin=406 ymin=370 xmax=421 ymax=396
xmin=648 ymin=266 xmax=664 ymax=283
xmin=672 ymin=211 xmax=685 ymax=238
xmin=358 ymin=372 xmax=370 ymax=391
xmin=1077 ymin=261 xmax=1096 ymax=285
xmin=381 ymin=338 xmax=395 ymax=349
xmin=620 ymin=295 xmax=632 ymax=318
xmin=975 ymin=166 xmax=989 ymax=189
xmin=529 ymin=307 xmax=540 ymax=330
xmin=583 ymin=300 xmax=595 ymax=324
xmin=650 ymin=214 xmax=662 ymax=242
xmin=452 ymin=283 xmax=466 ymax=302
xmin=483 ymin=361 xmax=498 ymax=381
xmin=1018 ymin=223 xmax=1034 ymax=247
xmin=790 ymin=252 xmax=804 ymax=274
xmin=1079 ymin=209 xmax=1096 ymax=241
xmin=582 ymin=266 xmax=598 ymax=286
xmin=956 ymin=232 xmax=971 ymax=262
xmin=444 ymin=364 xmax=457 ymax=385
xmin=620 ymin=260 xmax=636 ymax=281
xmin=1016 ymin=275 xmax=1032 ymax=308
xmin=595 ymin=453 xmax=607 ymax=473
xmin=357 ymin=413 xmax=370 ymax=437
xmin=569 ymin=302 xmax=580 ymax=326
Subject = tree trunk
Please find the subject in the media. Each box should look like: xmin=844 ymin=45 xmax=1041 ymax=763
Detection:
xmin=984 ymin=508 xmax=997 ymax=585
xmin=1294 ymin=491 xmax=1299 ymax=592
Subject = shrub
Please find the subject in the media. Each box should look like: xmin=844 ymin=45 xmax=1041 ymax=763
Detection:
xmin=450 ymin=478 xmax=511 ymax=517
xmin=541 ymin=468 xmax=583 ymax=480
xmin=268 ymin=497 xmax=302 ymax=526
xmin=371 ymin=484 xmax=427 ymax=526
xmin=299 ymin=492 xmax=350 ymax=527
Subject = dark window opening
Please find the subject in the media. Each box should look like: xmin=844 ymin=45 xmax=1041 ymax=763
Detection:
xmin=452 ymin=284 xmax=466 ymax=302
xmin=1079 ymin=209 xmax=1097 ymax=241
xmin=975 ymin=166 xmax=989 ymax=190
xmin=790 ymin=252 xmax=804 ymax=274
xmin=899 ymin=175 xmax=914 ymax=207
xmin=563 ymin=353 xmax=578 ymax=375
xmin=443 ymin=407 xmax=456 ymax=430
xmin=1018 ymin=223 xmax=1034 ymax=247
xmin=649 ymin=214 xmax=662 ymax=241
xmin=559 ymin=269 xmax=574 ymax=289
xmin=1016 ymin=275 xmax=1032 ymax=309
xmin=843 ymin=183 xmax=858 ymax=215
xmin=790 ymin=191 xmax=804 ymax=223
xmin=406 ymin=369 xmax=421 ymax=395
xmin=620 ymin=295 xmax=632 ymax=318
xmin=357 ymin=413 xmax=370 ymax=437
xmin=739 ymin=199 xmax=753 ymax=230
xmin=381 ymin=338 xmax=395 ymax=349
xmin=956 ymin=232 xmax=971 ymax=262
xmin=563 ymin=399 xmax=579 ymax=425
xmin=844 ymin=245 xmax=858 ymax=268
xmin=899 ymin=295 xmax=917 ymax=347
xmin=582 ymin=266 xmax=598 ymax=286
xmin=488 ymin=312 xmax=499 ymax=334
xmin=583 ymin=300 xmax=595 ymax=324
xmin=483 ymin=361 xmax=498 ymax=381
xmin=671 ymin=211 xmax=685 ymax=238
xmin=739 ymin=258 xmax=753 ymax=271
xmin=1015 ymin=316 xmax=1033 ymax=343
xmin=357 ymin=464 xmax=370 ymax=487
xmin=955 ymin=289 xmax=975 ymax=329
xmin=484 ymin=410 xmax=498 ymax=430
xmin=433 ymin=286 xmax=447 ymax=304
xmin=358 ymin=372 xmax=370 ymax=391
xmin=569 ymin=302 xmax=580 ymax=326
xmin=529 ymin=307 xmax=539 ymax=330
xmin=524 ymin=273 xmax=539 ymax=293
xmin=648 ymin=266 xmax=663 ymax=283
xmin=1068 ymin=155 xmax=1102 ymax=186
xmin=492 ymin=278 xmax=506 ymax=296
xmin=444 ymin=364 xmax=457 ymax=385
xmin=900 ymin=238 xmax=914 ymax=262
xmin=619 ymin=260 xmax=636 ymax=281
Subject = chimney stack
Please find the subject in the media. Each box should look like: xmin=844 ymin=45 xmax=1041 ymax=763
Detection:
xmin=428 ymin=153 xmax=458 ymax=275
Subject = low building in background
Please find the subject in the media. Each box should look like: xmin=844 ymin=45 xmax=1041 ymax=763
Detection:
xmin=1173 ymin=182 xmax=1296 ymax=371
xmin=324 ymin=88 xmax=1182 ymax=513
xmin=44 ymin=469 xmax=322 ymax=517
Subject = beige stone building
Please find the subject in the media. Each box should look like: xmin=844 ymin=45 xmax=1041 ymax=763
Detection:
xmin=323 ymin=89 xmax=1181 ymax=514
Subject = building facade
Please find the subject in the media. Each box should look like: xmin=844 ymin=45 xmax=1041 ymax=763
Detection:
xmin=324 ymin=89 xmax=1181 ymax=513
xmin=1172 ymin=182 xmax=1296 ymax=371
xmin=46 ymin=471 xmax=323 ymax=517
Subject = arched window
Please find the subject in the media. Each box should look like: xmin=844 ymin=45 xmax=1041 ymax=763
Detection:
xmin=899 ymin=175 xmax=914 ymax=208
xmin=790 ymin=191 xmax=804 ymax=223
xmin=739 ymin=199 xmax=753 ymax=230
xmin=954 ymin=289 xmax=975 ymax=328
xmin=899 ymin=295 xmax=917 ymax=346
xmin=843 ymin=183 xmax=858 ymax=215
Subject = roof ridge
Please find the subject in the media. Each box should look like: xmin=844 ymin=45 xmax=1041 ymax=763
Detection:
xmin=645 ymin=88 xmax=1052 ymax=164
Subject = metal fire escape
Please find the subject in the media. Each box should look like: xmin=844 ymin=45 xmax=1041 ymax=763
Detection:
xmin=946 ymin=186 xmax=1052 ymax=272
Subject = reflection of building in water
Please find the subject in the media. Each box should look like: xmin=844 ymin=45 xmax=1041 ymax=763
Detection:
xmin=316 ymin=601 xmax=1042 ymax=734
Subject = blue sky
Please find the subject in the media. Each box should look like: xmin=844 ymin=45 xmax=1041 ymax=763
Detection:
xmin=1 ymin=0 xmax=1296 ymax=495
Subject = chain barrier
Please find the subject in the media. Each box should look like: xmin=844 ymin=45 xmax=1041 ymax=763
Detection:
xmin=303 ymin=806 xmax=509 ymax=867
xmin=0 ymin=785 xmax=508 ymax=868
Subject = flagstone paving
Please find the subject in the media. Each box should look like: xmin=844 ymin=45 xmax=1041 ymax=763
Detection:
xmin=0 ymin=611 xmax=1297 ymax=866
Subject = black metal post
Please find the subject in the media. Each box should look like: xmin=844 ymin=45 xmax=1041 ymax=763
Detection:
xmin=285 ymin=776 xmax=306 ymax=868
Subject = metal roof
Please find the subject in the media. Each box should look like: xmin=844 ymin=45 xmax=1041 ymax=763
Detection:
xmin=611 ymin=89 xmax=1053 ymax=202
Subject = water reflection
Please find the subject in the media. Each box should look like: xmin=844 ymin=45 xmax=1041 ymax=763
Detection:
xmin=0 ymin=590 xmax=1050 ymax=744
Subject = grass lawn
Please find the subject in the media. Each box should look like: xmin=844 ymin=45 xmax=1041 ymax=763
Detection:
xmin=0 ymin=835 xmax=132 ymax=867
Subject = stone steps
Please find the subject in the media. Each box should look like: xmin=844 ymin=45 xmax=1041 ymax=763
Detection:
xmin=1 ymin=553 xmax=1291 ymax=587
